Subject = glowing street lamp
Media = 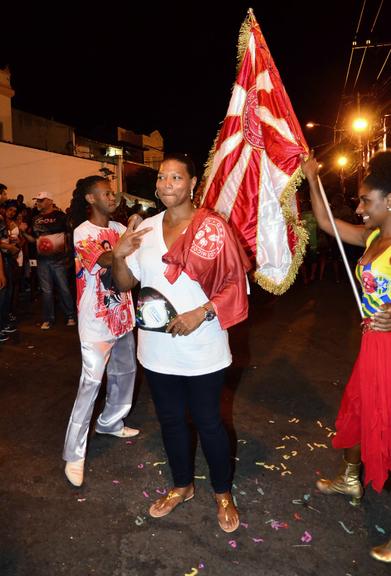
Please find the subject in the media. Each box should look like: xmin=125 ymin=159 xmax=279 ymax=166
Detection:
xmin=352 ymin=117 xmax=369 ymax=133
xmin=336 ymin=155 xmax=348 ymax=167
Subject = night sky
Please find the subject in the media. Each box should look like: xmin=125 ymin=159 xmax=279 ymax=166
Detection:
xmin=2 ymin=1 xmax=390 ymax=172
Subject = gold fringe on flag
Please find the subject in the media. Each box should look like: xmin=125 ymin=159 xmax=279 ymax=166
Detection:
xmin=253 ymin=166 xmax=309 ymax=295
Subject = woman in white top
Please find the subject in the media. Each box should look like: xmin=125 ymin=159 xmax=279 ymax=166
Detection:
xmin=113 ymin=153 xmax=249 ymax=533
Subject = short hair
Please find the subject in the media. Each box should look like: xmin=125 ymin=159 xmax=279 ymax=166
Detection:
xmin=161 ymin=153 xmax=196 ymax=178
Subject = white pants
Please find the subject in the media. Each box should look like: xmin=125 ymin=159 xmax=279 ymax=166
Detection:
xmin=63 ymin=331 xmax=136 ymax=462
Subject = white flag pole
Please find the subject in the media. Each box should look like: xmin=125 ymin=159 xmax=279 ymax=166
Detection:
xmin=317 ymin=176 xmax=364 ymax=319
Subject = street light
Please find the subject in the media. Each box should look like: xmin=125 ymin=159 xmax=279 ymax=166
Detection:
xmin=352 ymin=117 xmax=369 ymax=133
xmin=305 ymin=122 xmax=340 ymax=144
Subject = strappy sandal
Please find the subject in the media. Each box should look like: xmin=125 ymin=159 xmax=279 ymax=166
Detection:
xmin=215 ymin=493 xmax=240 ymax=533
xmin=149 ymin=488 xmax=194 ymax=518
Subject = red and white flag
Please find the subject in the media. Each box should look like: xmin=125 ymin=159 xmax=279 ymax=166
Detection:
xmin=201 ymin=9 xmax=308 ymax=294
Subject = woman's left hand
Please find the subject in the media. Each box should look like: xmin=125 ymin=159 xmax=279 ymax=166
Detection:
xmin=166 ymin=308 xmax=205 ymax=337
xmin=372 ymin=303 xmax=391 ymax=331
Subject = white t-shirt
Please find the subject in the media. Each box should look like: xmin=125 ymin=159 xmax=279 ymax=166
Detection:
xmin=74 ymin=220 xmax=135 ymax=343
xmin=126 ymin=211 xmax=232 ymax=376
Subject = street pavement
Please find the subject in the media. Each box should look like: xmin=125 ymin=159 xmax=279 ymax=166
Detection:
xmin=1 ymin=276 xmax=390 ymax=576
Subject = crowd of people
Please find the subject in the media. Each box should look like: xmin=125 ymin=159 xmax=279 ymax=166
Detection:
xmin=2 ymin=149 xmax=391 ymax=559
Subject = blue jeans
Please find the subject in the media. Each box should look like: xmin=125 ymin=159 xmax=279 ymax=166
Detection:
xmin=144 ymin=368 xmax=232 ymax=493
xmin=37 ymin=257 xmax=75 ymax=323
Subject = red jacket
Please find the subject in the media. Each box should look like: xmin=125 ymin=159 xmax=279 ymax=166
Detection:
xmin=162 ymin=208 xmax=251 ymax=330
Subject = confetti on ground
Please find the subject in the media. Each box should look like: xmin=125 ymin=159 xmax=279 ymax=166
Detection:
xmin=27 ymin=345 xmax=35 ymax=349
xmin=313 ymin=443 xmax=328 ymax=449
xmin=301 ymin=531 xmax=312 ymax=543
xmin=292 ymin=544 xmax=311 ymax=548
xmin=238 ymin=439 xmax=247 ymax=444
xmin=276 ymin=445 xmax=286 ymax=450
xmin=143 ymin=491 xmax=149 ymax=498
xmin=126 ymin=440 xmax=133 ymax=445
xmin=77 ymin=498 xmax=86 ymax=502
xmin=307 ymin=443 xmax=314 ymax=451
xmin=240 ymin=522 xmax=248 ymax=528
xmin=317 ymin=420 xmax=323 ymax=428
xmin=156 ymin=488 xmax=167 ymax=495
xmin=375 ymin=525 xmax=386 ymax=534
xmin=303 ymin=494 xmax=311 ymax=502
xmin=198 ymin=563 xmax=205 ymax=569
xmin=233 ymin=495 xmax=238 ymax=507
xmin=256 ymin=487 xmax=264 ymax=495
xmin=184 ymin=568 xmax=198 ymax=576
xmin=288 ymin=418 xmax=300 ymax=423
xmin=281 ymin=471 xmax=292 ymax=476
xmin=153 ymin=461 xmax=166 ymax=466
xmin=112 ymin=480 xmax=120 ymax=484
xmin=194 ymin=475 xmax=206 ymax=480
xmin=135 ymin=515 xmax=145 ymax=526
xmin=267 ymin=520 xmax=289 ymax=530
xmin=137 ymin=464 xmax=144 ymax=469
xmin=294 ymin=513 xmax=302 ymax=520
xmin=252 ymin=537 xmax=264 ymax=543
xmin=229 ymin=540 xmax=237 ymax=548
xmin=338 ymin=521 xmax=354 ymax=534
xmin=239 ymin=491 xmax=246 ymax=495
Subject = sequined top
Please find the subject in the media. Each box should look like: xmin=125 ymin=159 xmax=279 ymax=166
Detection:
xmin=356 ymin=229 xmax=391 ymax=317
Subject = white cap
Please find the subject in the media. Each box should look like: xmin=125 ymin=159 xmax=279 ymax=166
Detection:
xmin=33 ymin=191 xmax=53 ymax=200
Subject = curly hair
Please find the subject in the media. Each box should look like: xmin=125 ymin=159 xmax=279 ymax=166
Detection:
xmin=364 ymin=150 xmax=391 ymax=197
xmin=68 ymin=175 xmax=108 ymax=229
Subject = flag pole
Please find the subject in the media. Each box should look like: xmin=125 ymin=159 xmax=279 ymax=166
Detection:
xmin=317 ymin=176 xmax=364 ymax=318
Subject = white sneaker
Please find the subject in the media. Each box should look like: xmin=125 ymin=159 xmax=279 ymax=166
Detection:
xmin=40 ymin=321 xmax=51 ymax=330
xmin=65 ymin=458 xmax=85 ymax=487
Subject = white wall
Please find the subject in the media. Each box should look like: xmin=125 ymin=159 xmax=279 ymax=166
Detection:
xmin=0 ymin=142 xmax=119 ymax=210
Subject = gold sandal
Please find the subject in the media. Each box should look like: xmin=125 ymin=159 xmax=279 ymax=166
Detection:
xmin=149 ymin=488 xmax=194 ymax=518
xmin=216 ymin=493 xmax=240 ymax=533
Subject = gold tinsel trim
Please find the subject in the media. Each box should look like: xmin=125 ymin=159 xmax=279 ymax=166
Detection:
xmin=201 ymin=9 xmax=255 ymax=201
xmin=253 ymin=165 xmax=308 ymax=295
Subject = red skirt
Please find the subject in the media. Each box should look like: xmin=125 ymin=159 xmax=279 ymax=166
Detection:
xmin=332 ymin=326 xmax=391 ymax=493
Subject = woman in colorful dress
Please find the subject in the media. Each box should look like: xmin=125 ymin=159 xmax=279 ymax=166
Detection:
xmin=302 ymin=150 xmax=391 ymax=563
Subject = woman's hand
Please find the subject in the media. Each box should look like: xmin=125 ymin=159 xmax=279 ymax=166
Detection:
xmin=372 ymin=304 xmax=391 ymax=331
xmin=113 ymin=215 xmax=152 ymax=259
xmin=301 ymin=150 xmax=319 ymax=183
xmin=166 ymin=308 xmax=205 ymax=337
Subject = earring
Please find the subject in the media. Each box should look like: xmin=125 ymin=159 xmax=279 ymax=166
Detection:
xmin=388 ymin=205 xmax=391 ymax=212
xmin=190 ymin=189 xmax=194 ymax=200
xmin=155 ymin=190 xmax=159 ymax=199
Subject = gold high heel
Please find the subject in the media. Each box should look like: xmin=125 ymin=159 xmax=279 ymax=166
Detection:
xmin=370 ymin=539 xmax=391 ymax=563
xmin=316 ymin=459 xmax=363 ymax=506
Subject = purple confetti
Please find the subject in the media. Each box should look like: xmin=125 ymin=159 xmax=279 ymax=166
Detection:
xmin=112 ymin=480 xmax=120 ymax=484
xmin=240 ymin=522 xmax=249 ymax=528
xmin=271 ymin=520 xmax=288 ymax=530
xmin=301 ymin=531 xmax=312 ymax=543
xmin=143 ymin=491 xmax=149 ymax=498
xmin=198 ymin=563 xmax=205 ymax=569
xmin=229 ymin=540 xmax=237 ymax=548
xmin=126 ymin=440 xmax=133 ymax=445
xmin=138 ymin=463 xmax=144 ymax=469
xmin=252 ymin=537 xmax=264 ymax=543
xmin=156 ymin=488 xmax=167 ymax=495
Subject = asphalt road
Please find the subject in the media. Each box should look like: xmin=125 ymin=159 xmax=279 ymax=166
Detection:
xmin=1 ymin=276 xmax=390 ymax=576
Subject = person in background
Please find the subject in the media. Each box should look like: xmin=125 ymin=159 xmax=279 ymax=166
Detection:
xmin=63 ymin=176 xmax=146 ymax=487
xmin=20 ymin=191 xmax=76 ymax=329
xmin=302 ymin=150 xmax=391 ymax=564
xmin=112 ymin=152 xmax=250 ymax=533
